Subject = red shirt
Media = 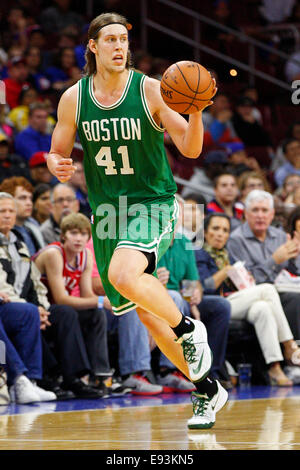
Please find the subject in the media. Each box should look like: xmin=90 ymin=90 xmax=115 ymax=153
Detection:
xmin=3 ymin=78 xmax=29 ymax=109
xmin=33 ymin=242 xmax=88 ymax=303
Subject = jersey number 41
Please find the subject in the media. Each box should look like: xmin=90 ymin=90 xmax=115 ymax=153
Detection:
xmin=95 ymin=146 xmax=134 ymax=175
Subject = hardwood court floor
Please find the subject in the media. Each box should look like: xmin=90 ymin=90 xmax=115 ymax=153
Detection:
xmin=0 ymin=387 xmax=300 ymax=450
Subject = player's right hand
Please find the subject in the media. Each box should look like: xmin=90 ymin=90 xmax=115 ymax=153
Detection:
xmin=48 ymin=155 xmax=77 ymax=183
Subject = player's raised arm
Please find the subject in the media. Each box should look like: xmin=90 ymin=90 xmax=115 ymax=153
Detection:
xmin=145 ymin=75 xmax=216 ymax=160
xmin=47 ymin=84 xmax=78 ymax=182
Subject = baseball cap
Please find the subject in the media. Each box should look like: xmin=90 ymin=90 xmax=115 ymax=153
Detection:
xmin=7 ymin=56 xmax=26 ymax=68
xmin=223 ymin=141 xmax=245 ymax=155
xmin=27 ymin=25 xmax=44 ymax=37
xmin=204 ymin=150 xmax=228 ymax=165
xmin=29 ymin=151 xmax=48 ymax=168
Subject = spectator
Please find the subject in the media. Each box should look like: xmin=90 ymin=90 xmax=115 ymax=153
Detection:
xmin=34 ymin=213 xmax=112 ymax=393
xmin=208 ymin=0 xmax=238 ymax=40
xmin=25 ymin=25 xmax=51 ymax=69
xmin=0 ymin=189 xmax=92 ymax=401
xmin=24 ymin=46 xmax=51 ymax=93
xmin=156 ymin=205 xmax=232 ymax=389
xmin=272 ymin=121 xmax=300 ymax=172
xmin=227 ymin=190 xmax=300 ymax=341
xmin=40 ymin=183 xmax=79 ymax=244
xmin=224 ymin=141 xmax=263 ymax=177
xmin=45 ymin=47 xmax=82 ymax=92
xmin=180 ymin=195 xmax=206 ymax=244
xmin=0 ymin=191 xmax=101 ymax=400
xmin=237 ymin=171 xmax=271 ymax=205
xmin=8 ymin=86 xmax=39 ymax=132
xmin=3 ymin=56 xmax=29 ymax=110
xmin=4 ymin=7 xmax=28 ymax=54
xmin=0 ymin=134 xmax=29 ymax=183
xmin=196 ymin=212 xmax=300 ymax=386
xmin=39 ymin=0 xmax=85 ymax=35
xmin=279 ymin=173 xmax=300 ymax=198
xmin=273 ymin=174 xmax=300 ymax=227
xmin=202 ymin=93 xmax=238 ymax=147
xmin=8 ymin=86 xmax=55 ymax=134
xmin=0 ymin=287 xmax=56 ymax=403
xmin=28 ymin=151 xmax=55 ymax=186
xmin=287 ymin=206 xmax=300 ymax=237
xmin=68 ymin=159 xmax=91 ymax=217
xmin=14 ymin=102 xmax=52 ymax=161
xmin=231 ymin=97 xmax=273 ymax=148
xmin=242 ymin=87 xmax=263 ymax=124
xmin=206 ymin=171 xmax=244 ymax=230
xmin=32 ymin=183 xmax=52 ymax=226
xmin=274 ymin=138 xmax=300 ymax=187
xmin=181 ymin=150 xmax=229 ymax=202
xmin=0 ymin=176 xmax=45 ymax=255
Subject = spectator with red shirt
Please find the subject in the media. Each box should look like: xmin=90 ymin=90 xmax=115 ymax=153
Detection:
xmin=34 ymin=212 xmax=112 ymax=395
xmin=3 ymin=57 xmax=29 ymax=110
xmin=206 ymin=171 xmax=244 ymax=230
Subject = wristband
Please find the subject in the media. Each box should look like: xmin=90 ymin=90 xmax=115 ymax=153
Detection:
xmin=98 ymin=296 xmax=104 ymax=308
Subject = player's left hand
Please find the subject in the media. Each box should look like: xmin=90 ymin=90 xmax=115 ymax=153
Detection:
xmin=197 ymin=78 xmax=218 ymax=111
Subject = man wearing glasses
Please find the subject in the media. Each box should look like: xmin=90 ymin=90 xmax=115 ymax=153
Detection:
xmin=41 ymin=183 xmax=79 ymax=244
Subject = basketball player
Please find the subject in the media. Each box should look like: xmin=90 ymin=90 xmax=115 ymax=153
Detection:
xmin=47 ymin=12 xmax=228 ymax=429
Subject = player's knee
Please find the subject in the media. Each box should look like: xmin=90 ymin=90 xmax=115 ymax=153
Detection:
xmin=108 ymin=267 xmax=134 ymax=294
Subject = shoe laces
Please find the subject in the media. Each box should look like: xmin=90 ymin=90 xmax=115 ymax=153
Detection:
xmin=181 ymin=336 xmax=197 ymax=364
xmin=191 ymin=392 xmax=210 ymax=416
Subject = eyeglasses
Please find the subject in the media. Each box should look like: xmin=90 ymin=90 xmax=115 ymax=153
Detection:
xmin=245 ymin=183 xmax=264 ymax=190
xmin=53 ymin=197 xmax=76 ymax=205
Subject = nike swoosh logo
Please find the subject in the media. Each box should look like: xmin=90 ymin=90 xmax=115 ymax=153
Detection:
xmin=192 ymin=350 xmax=204 ymax=375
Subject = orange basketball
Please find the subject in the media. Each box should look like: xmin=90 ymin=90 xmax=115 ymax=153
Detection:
xmin=160 ymin=61 xmax=215 ymax=114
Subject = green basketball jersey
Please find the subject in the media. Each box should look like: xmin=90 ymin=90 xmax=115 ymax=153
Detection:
xmin=76 ymin=70 xmax=177 ymax=214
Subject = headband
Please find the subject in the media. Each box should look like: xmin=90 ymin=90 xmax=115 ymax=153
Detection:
xmin=93 ymin=21 xmax=132 ymax=38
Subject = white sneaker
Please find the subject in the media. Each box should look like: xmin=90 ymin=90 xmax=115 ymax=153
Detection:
xmin=175 ymin=317 xmax=213 ymax=382
xmin=31 ymin=381 xmax=56 ymax=402
xmin=187 ymin=380 xmax=228 ymax=429
xmin=11 ymin=375 xmax=40 ymax=404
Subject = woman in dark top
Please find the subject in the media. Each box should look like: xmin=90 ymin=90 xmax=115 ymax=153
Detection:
xmin=195 ymin=213 xmax=300 ymax=386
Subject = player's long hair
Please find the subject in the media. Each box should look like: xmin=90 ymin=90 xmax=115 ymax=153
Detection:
xmin=84 ymin=12 xmax=132 ymax=76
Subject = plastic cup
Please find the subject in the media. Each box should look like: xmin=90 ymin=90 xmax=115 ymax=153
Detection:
xmin=237 ymin=363 xmax=252 ymax=387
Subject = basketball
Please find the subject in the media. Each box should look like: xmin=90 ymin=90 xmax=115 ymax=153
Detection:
xmin=160 ymin=61 xmax=215 ymax=114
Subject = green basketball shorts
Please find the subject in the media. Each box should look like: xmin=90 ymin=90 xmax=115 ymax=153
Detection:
xmin=91 ymin=195 xmax=179 ymax=315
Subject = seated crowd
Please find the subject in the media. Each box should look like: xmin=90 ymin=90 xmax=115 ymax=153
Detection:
xmin=2 ymin=1 xmax=300 ymax=405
